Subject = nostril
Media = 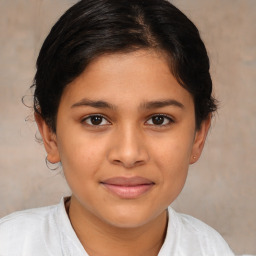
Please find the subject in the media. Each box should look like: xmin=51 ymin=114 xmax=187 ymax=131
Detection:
xmin=112 ymin=159 xmax=146 ymax=169
xmin=113 ymin=160 xmax=122 ymax=164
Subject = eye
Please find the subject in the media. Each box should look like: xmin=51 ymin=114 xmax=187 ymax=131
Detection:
xmin=146 ymin=114 xmax=173 ymax=126
xmin=82 ymin=115 xmax=110 ymax=126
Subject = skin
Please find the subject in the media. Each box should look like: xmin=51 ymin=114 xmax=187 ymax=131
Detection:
xmin=36 ymin=50 xmax=211 ymax=256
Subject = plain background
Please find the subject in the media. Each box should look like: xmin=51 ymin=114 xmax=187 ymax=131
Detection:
xmin=0 ymin=0 xmax=255 ymax=254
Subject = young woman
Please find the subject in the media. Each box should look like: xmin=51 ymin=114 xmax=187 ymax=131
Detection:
xmin=0 ymin=0 xmax=235 ymax=255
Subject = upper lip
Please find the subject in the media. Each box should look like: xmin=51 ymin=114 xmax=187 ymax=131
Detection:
xmin=101 ymin=176 xmax=154 ymax=186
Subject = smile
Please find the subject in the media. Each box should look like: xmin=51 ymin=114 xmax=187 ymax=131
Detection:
xmin=101 ymin=176 xmax=155 ymax=199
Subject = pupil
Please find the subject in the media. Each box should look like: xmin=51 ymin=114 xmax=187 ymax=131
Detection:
xmin=91 ymin=116 xmax=102 ymax=125
xmin=153 ymin=116 xmax=164 ymax=125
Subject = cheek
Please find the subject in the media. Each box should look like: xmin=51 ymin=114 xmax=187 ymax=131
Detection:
xmin=57 ymin=135 xmax=107 ymax=179
xmin=152 ymin=133 xmax=194 ymax=168
xmin=57 ymin=137 xmax=106 ymax=204
xmin=154 ymin=144 xmax=190 ymax=204
xmin=150 ymin=132 xmax=194 ymax=193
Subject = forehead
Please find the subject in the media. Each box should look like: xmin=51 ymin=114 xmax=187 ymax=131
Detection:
xmin=60 ymin=50 xmax=193 ymax=108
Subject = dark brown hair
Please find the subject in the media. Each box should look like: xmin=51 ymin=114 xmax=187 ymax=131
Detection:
xmin=32 ymin=0 xmax=217 ymax=132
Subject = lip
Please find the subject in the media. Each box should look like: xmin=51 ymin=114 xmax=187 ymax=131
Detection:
xmin=101 ymin=176 xmax=155 ymax=199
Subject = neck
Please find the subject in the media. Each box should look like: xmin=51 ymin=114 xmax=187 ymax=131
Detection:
xmin=67 ymin=196 xmax=168 ymax=256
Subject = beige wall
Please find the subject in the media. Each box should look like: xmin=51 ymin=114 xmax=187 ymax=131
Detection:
xmin=0 ymin=0 xmax=255 ymax=254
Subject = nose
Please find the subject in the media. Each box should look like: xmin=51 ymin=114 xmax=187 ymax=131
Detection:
xmin=107 ymin=125 xmax=149 ymax=168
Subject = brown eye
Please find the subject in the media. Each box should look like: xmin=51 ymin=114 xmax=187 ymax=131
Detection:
xmin=91 ymin=116 xmax=103 ymax=125
xmin=152 ymin=116 xmax=165 ymax=125
xmin=146 ymin=115 xmax=173 ymax=126
xmin=83 ymin=115 xmax=110 ymax=126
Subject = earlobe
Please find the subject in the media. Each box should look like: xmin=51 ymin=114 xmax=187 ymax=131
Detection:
xmin=34 ymin=113 xmax=60 ymax=164
xmin=190 ymin=115 xmax=211 ymax=164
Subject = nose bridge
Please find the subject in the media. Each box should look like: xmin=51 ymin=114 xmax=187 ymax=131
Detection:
xmin=108 ymin=122 xmax=149 ymax=168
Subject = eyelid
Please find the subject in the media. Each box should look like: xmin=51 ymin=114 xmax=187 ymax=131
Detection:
xmin=80 ymin=113 xmax=174 ymax=127
xmin=81 ymin=114 xmax=111 ymax=126
xmin=145 ymin=114 xmax=175 ymax=126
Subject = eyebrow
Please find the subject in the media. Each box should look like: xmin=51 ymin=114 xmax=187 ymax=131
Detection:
xmin=140 ymin=99 xmax=184 ymax=109
xmin=71 ymin=98 xmax=184 ymax=110
xmin=71 ymin=99 xmax=116 ymax=109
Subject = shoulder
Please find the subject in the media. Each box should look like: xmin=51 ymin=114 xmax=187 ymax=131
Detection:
xmin=0 ymin=202 xmax=62 ymax=255
xmin=171 ymin=208 xmax=221 ymax=237
xmin=0 ymin=204 xmax=58 ymax=232
xmin=167 ymin=207 xmax=235 ymax=256
xmin=1 ymin=203 xmax=56 ymax=222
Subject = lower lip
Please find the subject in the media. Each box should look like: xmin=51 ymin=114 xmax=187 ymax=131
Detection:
xmin=102 ymin=183 xmax=154 ymax=199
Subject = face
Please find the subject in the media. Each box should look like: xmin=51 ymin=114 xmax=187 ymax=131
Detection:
xmin=37 ymin=50 xmax=210 ymax=228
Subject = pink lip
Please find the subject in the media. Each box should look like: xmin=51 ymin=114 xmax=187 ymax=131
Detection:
xmin=101 ymin=176 xmax=155 ymax=199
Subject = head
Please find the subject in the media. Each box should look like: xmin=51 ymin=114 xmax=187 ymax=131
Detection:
xmin=33 ymin=0 xmax=216 ymax=228
xmin=33 ymin=0 xmax=216 ymax=133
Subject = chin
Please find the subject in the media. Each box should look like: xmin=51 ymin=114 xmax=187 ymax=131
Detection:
xmin=100 ymin=206 xmax=163 ymax=229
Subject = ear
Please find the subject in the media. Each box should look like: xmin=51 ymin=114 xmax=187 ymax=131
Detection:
xmin=35 ymin=113 xmax=60 ymax=164
xmin=190 ymin=115 xmax=211 ymax=164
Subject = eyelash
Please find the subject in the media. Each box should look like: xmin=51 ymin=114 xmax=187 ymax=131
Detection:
xmin=81 ymin=114 xmax=110 ymax=126
xmin=81 ymin=114 xmax=174 ymax=127
xmin=145 ymin=114 xmax=174 ymax=127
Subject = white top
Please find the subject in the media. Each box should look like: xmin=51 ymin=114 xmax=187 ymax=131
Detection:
xmin=0 ymin=198 xmax=235 ymax=256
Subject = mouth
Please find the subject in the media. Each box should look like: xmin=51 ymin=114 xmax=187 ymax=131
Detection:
xmin=100 ymin=176 xmax=155 ymax=199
